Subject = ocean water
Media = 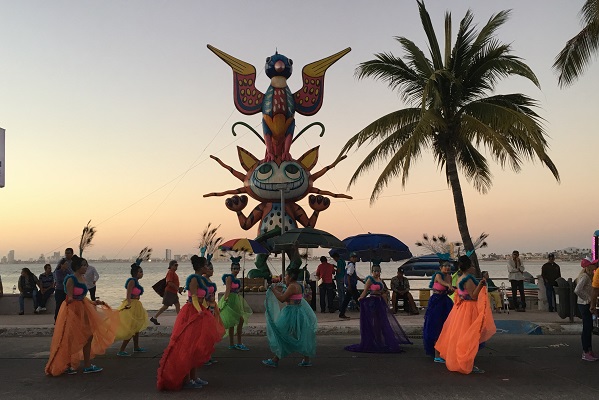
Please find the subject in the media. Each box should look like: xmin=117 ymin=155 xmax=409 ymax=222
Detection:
xmin=0 ymin=259 xmax=582 ymax=310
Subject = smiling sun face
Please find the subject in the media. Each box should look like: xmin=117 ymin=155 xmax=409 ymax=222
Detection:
xmin=248 ymin=160 xmax=309 ymax=202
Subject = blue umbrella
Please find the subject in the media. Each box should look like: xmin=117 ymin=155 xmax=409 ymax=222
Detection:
xmin=330 ymin=233 xmax=412 ymax=262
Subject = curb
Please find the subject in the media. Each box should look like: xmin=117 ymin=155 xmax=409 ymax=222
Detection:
xmin=0 ymin=322 xmax=581 ymax=338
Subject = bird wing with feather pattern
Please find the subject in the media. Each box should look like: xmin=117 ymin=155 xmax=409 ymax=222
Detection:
xmin=207 ymin=44 xmax=264 ymax=115
xmin=293 ymin=47 xmax=351 ymax=116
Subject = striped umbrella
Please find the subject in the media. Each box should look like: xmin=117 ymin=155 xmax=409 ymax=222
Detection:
xmin=219 ymin=238 xmax=269 ymax=254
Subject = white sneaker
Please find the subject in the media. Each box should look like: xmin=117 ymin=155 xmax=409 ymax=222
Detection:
xmin=35 ymin=306 xmax=42 ymax=313
xmin=40 ymin=307 xmax=47 ymax=311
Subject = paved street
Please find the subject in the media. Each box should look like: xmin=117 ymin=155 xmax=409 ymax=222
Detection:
xmin=0 ymin=334 xmax=597 ymax=400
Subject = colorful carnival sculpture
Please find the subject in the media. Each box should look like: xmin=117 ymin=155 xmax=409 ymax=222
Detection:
xmin=204 ymin=45 xmax=352 ymax=278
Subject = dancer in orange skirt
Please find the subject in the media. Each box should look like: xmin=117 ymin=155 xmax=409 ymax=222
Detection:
xmin=156 ymin=255 xmax=224 ymax=390
xmin=45 ymin=256 xmax=119 ymax=376
xmin=435 ymin=255 xmax=496 ymax=374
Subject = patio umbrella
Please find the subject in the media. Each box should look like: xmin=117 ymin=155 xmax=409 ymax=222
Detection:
xmin=219 ymin=238 xmax=270 ymax=297
xmin=271 ymin=227 xmax=346 ymax=276
xmin=272 ymin=227 xmax=346 ymax=251
xmin=330 ymin=233 xmax=412 ymax=262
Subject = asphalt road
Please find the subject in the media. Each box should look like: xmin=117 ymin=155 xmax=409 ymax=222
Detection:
xmin=0 ymin=334 xmax=597 ymax=400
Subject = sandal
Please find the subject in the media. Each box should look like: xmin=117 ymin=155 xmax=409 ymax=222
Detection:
xmin=133 ymin=347 xmax=147 ymax=353
xmin=235 ymin=343 xmax=250 ymax=351
xmin=64 ymin=367 xmax=77 ymax=375
xmin=433 ymin=357 xmax=445 ymax=363
xmin=83 ymin=365 xmax=103 ymax=374
xmin=117 ymin=351 xmax=131 ymax=357
xmin=471 ymin=366 xmax=485 ymax=374
xmin=262 ymin=358 xmax=278 ymax=368
xmin=298 ymin=360 xmax=312 ymax=367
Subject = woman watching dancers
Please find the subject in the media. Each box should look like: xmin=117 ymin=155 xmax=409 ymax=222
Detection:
xmin=45 ymin=256 xmax=118 ymax=376
xmin=435 ymin=255 xmax=496 ymax=374
xmin=423 ymin=261 xmax=455 ymax=362
xmin=157 ymin=255 xmax=224 ymax=390
xmin=218 ymin=256 xmax=253 ymax=351
xmin=345 ymin=264 xmax=411 ymax=353
xmin=150 ymin=260 xmax=183 ymax=325
xmin=115 ymin=263 xmax=149 ymax=356
xmin=574 ymin=257 xmax=599 ymax=361
xmin=262 ymin=268 xmax=317 ymax=367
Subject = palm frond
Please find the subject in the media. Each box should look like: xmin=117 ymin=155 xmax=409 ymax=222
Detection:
xmin=78 ymin=220 xmax=97 ymax=257
xmin=553 ymin=0 xmax=599 ymax=88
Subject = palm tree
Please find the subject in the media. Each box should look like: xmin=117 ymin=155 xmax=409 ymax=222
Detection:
xmin=340 ymin=1 xmax=559 ymax=273
xmin=553 ymin=0 xmax=599 ymax=87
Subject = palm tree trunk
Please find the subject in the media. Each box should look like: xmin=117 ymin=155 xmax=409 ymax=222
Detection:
xmin=445 ymin=148 xmax=481 ymax=276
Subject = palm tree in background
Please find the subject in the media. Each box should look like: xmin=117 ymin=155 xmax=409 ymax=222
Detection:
xmin=339 ymin=1 xmax=560 ymax=273
xmin=554 ymin=0 xmax=599 ymax=87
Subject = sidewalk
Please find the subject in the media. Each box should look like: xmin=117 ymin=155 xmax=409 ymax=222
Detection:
xmin=0 ymin=307 xmax=582 ymax=337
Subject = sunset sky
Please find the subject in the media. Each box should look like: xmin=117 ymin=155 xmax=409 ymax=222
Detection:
xmin=1 ymin=0 xmax=598 ymax=261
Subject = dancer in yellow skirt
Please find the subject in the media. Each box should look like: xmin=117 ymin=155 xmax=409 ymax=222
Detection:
xmin=116 ymin=261 xmax=149 ymax=356
xmin=45 ymin=256 xmax=119 ymax=376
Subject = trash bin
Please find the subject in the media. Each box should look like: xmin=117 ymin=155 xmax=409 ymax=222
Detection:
xmin=555 ymin=277 xmax=570 ymax=319
xmin=419 ymin=289 xmax=431 ymax=308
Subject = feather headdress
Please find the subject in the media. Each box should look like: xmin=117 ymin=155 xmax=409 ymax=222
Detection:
xmin=415 ymin=234 xmax=461 ymax=260
xmin=135 ymin=247 xmax=152 ymax=266
xmin=78 ymin=220 xmax=97 ymax=257
xmin=466 ymin=232 xmax=489 ymax=256
xmin=198 ymin=223 xmax=224 ymax=263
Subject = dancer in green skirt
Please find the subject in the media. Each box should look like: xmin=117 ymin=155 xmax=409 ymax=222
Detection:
xmin=218 ymin=257 xmax=253 ymax=351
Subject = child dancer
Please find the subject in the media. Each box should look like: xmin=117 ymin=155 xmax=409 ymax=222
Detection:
xmin=116 ymin=256 xmax=149 ymax=356
xmin=218 ymin=256 xmax=253 ymax=350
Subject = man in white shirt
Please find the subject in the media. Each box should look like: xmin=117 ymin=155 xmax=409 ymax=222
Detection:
xmin=507 ymin=250 xmax=526 ymax=312
xmin=84 ymin=264 xmax=100 ymax=301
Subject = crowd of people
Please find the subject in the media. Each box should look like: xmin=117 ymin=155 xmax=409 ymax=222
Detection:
xmin=2 ymin=245 xmax=597 ymax=386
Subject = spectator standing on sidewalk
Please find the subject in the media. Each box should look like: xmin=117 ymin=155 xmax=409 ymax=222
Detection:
xmin=541 ymin=253 xmax=561 ymax=312
xmin=316 ymin=256 xmax=336 ymax=313
xmin=507 ymin=250 xmax=526 ymax=312
xmin=54 ymin=248 xmax=74 ymax=321
xmin=574 ymin=257 xmax=598 ymax=362
xmin=331 ymin=252 xmax=345 ymax=307
xmin=37 ymin=264 xmax=55 ymax=312
xmin=84 ymin=263 xmax=100 ymax=301
xmin=338 ymin=253 xmax=361 ymax=319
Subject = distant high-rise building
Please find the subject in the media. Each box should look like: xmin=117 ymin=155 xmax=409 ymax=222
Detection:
xmin=7 ymin=250 xmax=15 ymax=263
xmin=166 ymin=249 xmax=172 ymax=261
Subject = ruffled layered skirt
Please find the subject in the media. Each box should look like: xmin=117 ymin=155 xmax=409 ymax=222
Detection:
xmin=265 ymin=289 xmax=317 ymax=359
xmin=115 ymin=299 xmax=149 ymax=340
xmin=345 ymin=295 xmax=411 ymax=353
xmin=218 ymin=292 xmax=253 ymax=333
xmin=435 ymin=287 xmax=496 ymax=374
xmin=45 ymin=299 xmax=119 ymax=376
xmin=422 ymin=292 xmax=454 ymax=356
xmin=156 ymin=303 xmax=224 ymax=391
